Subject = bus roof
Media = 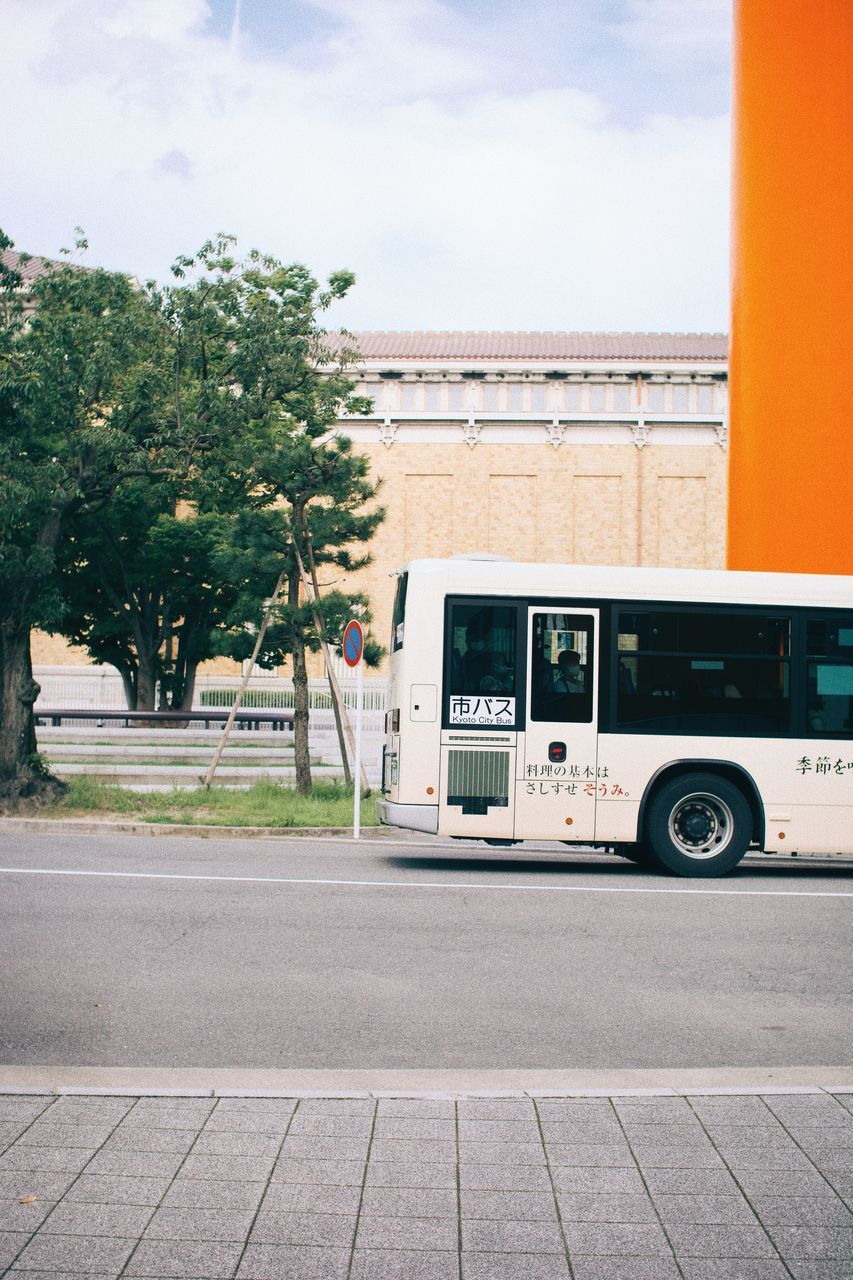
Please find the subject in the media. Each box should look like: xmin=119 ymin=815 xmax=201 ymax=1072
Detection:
xmin=397 ymin=557 xmax=853 ymax=610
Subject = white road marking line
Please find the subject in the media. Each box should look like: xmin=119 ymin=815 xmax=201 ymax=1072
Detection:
xmin=0 ymin=867 xmax=849 ymax=897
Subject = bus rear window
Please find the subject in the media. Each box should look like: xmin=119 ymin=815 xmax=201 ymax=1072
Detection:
xmin=391 ymin=573 xmax=408 ymax=651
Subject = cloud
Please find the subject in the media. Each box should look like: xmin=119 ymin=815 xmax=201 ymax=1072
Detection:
xmin=0 ymin=0 xmax=731 ymax=330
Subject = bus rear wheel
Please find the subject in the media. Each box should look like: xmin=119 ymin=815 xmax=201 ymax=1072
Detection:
xmin=645 ymin=772 xmax=752 ymax=878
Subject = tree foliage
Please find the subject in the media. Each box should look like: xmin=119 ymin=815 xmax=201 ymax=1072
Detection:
xmin=0 ymin=229 xmax=384 ymax=803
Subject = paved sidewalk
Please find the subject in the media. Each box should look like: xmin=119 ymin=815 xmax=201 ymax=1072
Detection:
xmin=0 ymin=1090 xmax=851 ymax=1279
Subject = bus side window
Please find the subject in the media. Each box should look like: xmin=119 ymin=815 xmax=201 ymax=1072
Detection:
xmin=530 ymin=613 xmax=594 ymax=724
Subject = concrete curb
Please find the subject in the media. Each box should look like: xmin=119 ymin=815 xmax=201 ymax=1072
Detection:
xmin=0 ymin=816 xmax=404 ymax=840
xmin=1 ymin=1066 xmax=851 ymax=1096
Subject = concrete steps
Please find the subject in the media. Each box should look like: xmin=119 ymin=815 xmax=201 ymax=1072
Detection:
xmin=36 ymin=724 xmax=383 ymax=790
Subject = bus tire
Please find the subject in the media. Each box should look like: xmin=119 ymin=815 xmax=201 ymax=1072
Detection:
xmin=644 ymin=772 xmax=752 ymax=878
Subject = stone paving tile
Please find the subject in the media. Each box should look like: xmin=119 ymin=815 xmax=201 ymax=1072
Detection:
xmin=287 ymin=1114 xmax=373 ymax=1138
xmin=235 ymin=1242 xmax=350 ymax=1278
xmin=461 ymin=1253 xmax=571 ymax=1279
xmin=355 ymin=1214 xmax=458 ymax=1251
xmin=570 ymin=1260 xmax=681 ymax=1280
xmin=123 ymin=1237 xmax=244 ymax=1276
xmin=613 ymin=1102 xmax=695 ymax=1123
xmin=99 ymin=1127 xmax=198 ymax=1154
xmin=262 ymin=1181 xmax=362 ymax=1215
xmin=360 ymin=1186 xmax=457 ymax=1218
xmin=461 ymin=1188 xmax=558 ymax=1221
xmin=370 ymin=1139 xmax=457 ymax=1164
xmin=179 ymin=1152 xmax=276 ymax=1181
xmin=160 ymin=1176 xmax=267 ymax=1210
xmin=10 ymin=1230 xmax=136 ymax=1272
xmin=459 ymin=1139 xmax=548 ymax=1166
xmin=293 ymin=1099 xmax=374 ymax=1117
xmin=766 ymin=1225 xmax=853 ymax=1259
xmin=349 ymin=1248 xmax=459 ymax=1279
xmin=621 ymin=1123 xmax=715 ymax=1147
xmin=0 ymin=1197 xmax=55 ymax=1232
xmin=5 ymin=1272 xmax=125 ymax=1280
xmin=458 ymin=1163 xmax=553 ymax=1192
xmin=365 ymin=1161 xmax=458 ymax=1189
xmin=786 ymin=1261 xmax=853 ymax=1280
xmin=125 ymin=1100 xmax=215 ymax=1124
xmin=40 ymin=1200 xmax=154 ymax=1236
xmin=537 ymin=1142 xmax=633 ymax=1168
xmin=190 ymin=1129 xmax=281 ymax=1157
xmin=0 ymin=1145 xmax=97 ymax=1174
xmin=373 ymin=1117 xmax=456 ymax=1141
xmin=652 ymin=1192 xmax=760 ymax=1224
xmin=666 ymin=1222 xmax=778 ymax=1257
xmin=539 ymin=1121 xmax=625 ymax=1144
xmin=458 ymin=1100 xmax=538 ymax=1120
xmin=0 ymin=1100 xmax=52 ymax=1124
xmin=555 ymin=1191 xmax=658 ymax=1223
xmin=0 ymin=1124 xmax=31 ymax=1149
xmin=688 ymin=1099 xmax=779 ymax=1124
xmin=707 ymin=1125 xmax=803 ymax=1148
xmin=640 ymin=1166 xmax=740 ymax=1195
xmin=550 ymin=1166 xmax=646 ymax=1194
xmin=375 ymin=1099 xmax=454 ymax=1119
xmin=64 ymin=1173 xmax=174 ymax=1205
xmin=16 ymin=1122 xmax=113 ymax=1149
xmin=562 ymin=1221 xmax=672 ymax=1256
xmin=250 ymin=1208 xmax=357 ymax=1246
xmin=723 ymin=1147 xmax=818 ymax=1172
xmin=631 ymin=1143 xmax=727 ymax=1168
xmin=677 ymin=1262 xmax=792 ymax=1280
xmin=457 ymin=1119 xmax=540 ymax=1142
xmin=144 ymin=1204 xmax=257 ymax=1243
xmin=280 ymin=1136 xmax=370 ymax=1162
xmin=41 ymin=1095 xmax=133 ymax=1126
xmin=271 ymin=1158 xmax=367 ymax=1186
xmin=83 ymin=1150 xmax=185 ymax=1179
xmin=735 ymin=1168 xmax=842 ymax=1197
xmin=824 ymin=1172 xmax=853 ymax=1202
xmin=765 ymin=1097 xmax=851 ymax=1123
xmin=0 ymin=1169 xmax=79 ymax=1200
xmin=788 ymin=1126 xmax=853 ymax=1148
xmin=462 ymin=1216 xmax=566 ymax=1253
xmin=751 ymin=1195 xmax=853 ymax=1226
xmin=0 ymin=1230 xmax=29 ymax=1269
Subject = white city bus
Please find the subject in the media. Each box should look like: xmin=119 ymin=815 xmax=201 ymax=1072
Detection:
xmin=377 ymin=556 xmax=853 ymax=876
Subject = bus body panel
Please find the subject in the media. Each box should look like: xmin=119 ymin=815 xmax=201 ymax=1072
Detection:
xmin=380 ymin=558 xmax=853 ymax=863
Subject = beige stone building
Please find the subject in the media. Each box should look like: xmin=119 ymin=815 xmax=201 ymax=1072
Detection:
xmin=336 ymin=330 xmax=728 ymax=663
xmin=31 ymin=329 xmax=728 ymax=682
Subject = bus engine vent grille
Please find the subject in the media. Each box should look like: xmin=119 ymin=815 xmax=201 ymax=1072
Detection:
xmin=447 ymin=749 xmax=510 ymax=815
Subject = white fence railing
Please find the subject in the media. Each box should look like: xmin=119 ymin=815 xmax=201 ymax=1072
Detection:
xmin=33 ymin=666 xmax=388 ymax=720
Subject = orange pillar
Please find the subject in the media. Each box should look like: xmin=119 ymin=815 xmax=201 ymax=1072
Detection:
xmin=728 ymin=0 xmax=853 ymax=573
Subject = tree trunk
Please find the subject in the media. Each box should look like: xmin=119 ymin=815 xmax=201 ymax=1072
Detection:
xmin=0 ymin=621 xmax=65 ymax=809
xmin=290 ymin=567 xmax=312 ymax=795
xmin=136 ymin=650 xmax=158 ymax=712
xmin=118 ymin=664 xmax=138 ymax=711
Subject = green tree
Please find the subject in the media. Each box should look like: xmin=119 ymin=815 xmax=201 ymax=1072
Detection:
xmin=0 ymin=231 xmax=174 ymax=807
xmin=218 ymin=431 xmax=384 ymax=792
xmin=161 ymin=238 xmax=384 ymax=790
xmin=55 ymin=482 xmax=267 ymax=713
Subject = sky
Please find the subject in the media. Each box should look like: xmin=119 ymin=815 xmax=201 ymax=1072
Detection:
xmin=1 ymin=0 xmax=732 ymax=332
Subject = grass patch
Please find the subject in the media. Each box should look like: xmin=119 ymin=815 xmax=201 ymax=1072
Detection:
xmin=46 ymin=777 xmax=379 ymax=828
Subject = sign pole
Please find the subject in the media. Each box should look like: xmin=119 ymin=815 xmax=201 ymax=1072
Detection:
xmin=354 ymin=654 xmax=363 ymax=840
xmin=341 ymin=618 xmax=365 ymax=840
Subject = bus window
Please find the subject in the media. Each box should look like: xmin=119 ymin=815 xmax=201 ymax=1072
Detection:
xmin=391 ymin=572 xmax=408 ymax=651
xmin=615 ymin=609 xmax=791 ymax=735
xmin=806 ymin=614 xmax=853 ymax=735
xmin=447 ymin=602 xmax=518 ymax=726
xmin=530 ymin=612 xmax=594 ymax=723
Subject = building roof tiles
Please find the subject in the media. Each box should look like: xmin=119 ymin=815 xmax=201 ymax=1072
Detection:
xmin=345 ymin=330 xmax=727 ymax=361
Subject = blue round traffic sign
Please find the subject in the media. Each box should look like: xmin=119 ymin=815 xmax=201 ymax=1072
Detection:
xmin=342 ymin=619 xmax=364 ymax=667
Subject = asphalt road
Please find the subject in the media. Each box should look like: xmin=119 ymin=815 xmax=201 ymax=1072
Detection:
xmin=0 ymin=830 xmax=850 ymax=1070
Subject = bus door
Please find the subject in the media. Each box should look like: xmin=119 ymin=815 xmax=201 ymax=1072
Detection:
xmin=515 ymin=607 xmax=600 ymax=840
